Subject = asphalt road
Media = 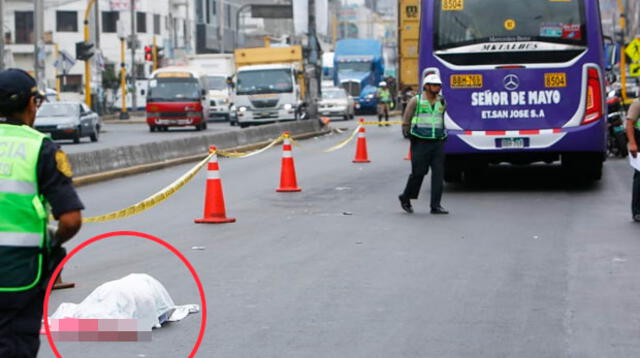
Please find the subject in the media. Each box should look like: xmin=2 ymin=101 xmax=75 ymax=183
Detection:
xmin=57 ymin=121 xmax=239 ymax=154
xmin=39 ymin=115 xmax=640 ymax=357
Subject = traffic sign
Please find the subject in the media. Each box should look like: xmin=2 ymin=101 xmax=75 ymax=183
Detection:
xmin=631 ymin=63 xmax=640 ymax=77
xmin=625 ymin=38 xmax=640 ymax=62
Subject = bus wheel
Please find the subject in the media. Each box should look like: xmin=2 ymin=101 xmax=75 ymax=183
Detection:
xmin=562 ymin=153 xmax=603 ymax=181
xmin=149 ymin=125 xmax=156 ymax=132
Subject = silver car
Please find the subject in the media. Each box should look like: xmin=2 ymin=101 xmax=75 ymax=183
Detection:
xmin=318 ymin=87 xmax=355 ymax=121
xmin=34 ymin=102 xmax=102 ymax=144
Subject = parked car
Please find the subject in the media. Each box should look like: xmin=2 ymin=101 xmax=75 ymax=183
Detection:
xmin=34 ymin=102 xmax=102 ymax=144
xmin=318 ymin=87 xmax=355 ymax=121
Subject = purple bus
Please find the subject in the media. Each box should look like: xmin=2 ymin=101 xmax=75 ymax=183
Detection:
xmin=420 ymin=0 xmax=606 ymax=182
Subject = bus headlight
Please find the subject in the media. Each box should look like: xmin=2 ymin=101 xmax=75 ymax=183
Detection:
xmin=238 ymin=106 xmax=247 ymax=112
xmin=283 ymin=103 xmax=293 ymax=110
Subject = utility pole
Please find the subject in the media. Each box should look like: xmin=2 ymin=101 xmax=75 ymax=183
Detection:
xmin=131 ymin=0 xmax=137 ymax=111
xmin=0 ymin=0 xmax=5 ymax=71
xmin=617 ymin=0 xmax=629 ymax=104
xmin=307 ymin=0 xmax=321 ymax=121
xmin=118 ymin=18 xmax=129 ymax=119
xmin=94 ymin=0 xmax=101 ymax=112
xmin=34 ymin=0 xmax=45 ymax=91
xmin=219 ymin=0 xmax=225 ymax=53
xmin=185 ymin=0 xmax=191 ymax=53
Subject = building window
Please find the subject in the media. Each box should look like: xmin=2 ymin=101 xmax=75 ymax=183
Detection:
xmin=61 ymin=74 xmax=82 ymax=92
xmin=56 ymin=11 xmax=78 ymax=32
xmin=15 ymin=11 xmax=34 ymax=44
xmin=225 ymin=4 xmax=231 ymax=28
xmin=135 ymin=64 xmax=145 ymax=78
xmin=212 ymin=0 xmax=217 ymax=16
xmin=137 ymin=12 xmax=147 ymax=33
xmin=153 ymin=14 xmax=161 ymax=35
xmin=205 ymin=1 xmax=210 ymax=23
xmin=102 ymin=11 xmax=119 ymax=33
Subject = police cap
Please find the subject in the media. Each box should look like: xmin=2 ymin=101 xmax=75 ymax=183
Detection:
xmin=0 ymin=68 xmax=44 ymax=113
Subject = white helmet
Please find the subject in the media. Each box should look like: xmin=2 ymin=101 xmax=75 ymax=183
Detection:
xmin=423 ymin=74 xmax=442 ymax=86
xmin=379 ymin=81 xmax=387 ymax=87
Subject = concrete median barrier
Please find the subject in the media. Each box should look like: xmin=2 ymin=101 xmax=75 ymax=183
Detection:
xmin=70 ymin=120 xmax=327 ymax=185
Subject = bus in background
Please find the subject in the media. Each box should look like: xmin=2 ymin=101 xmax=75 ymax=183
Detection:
xmin=421 ymin=0 xmax=606 ymax=182
xmin=145 ymin=67 xmax=209 ymax=132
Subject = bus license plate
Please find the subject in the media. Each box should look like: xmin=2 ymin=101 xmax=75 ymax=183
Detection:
xmin=157 ymin=119 xmax=189 ymax=125
xmin=497 ymin=137 xmax=528 ymax=148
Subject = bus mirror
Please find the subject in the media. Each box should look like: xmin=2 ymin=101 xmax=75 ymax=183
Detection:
xmin=201 ymin=89 xmax=206 ymax=96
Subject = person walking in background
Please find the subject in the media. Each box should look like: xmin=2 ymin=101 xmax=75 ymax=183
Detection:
xmin=377 ymin=81 xmax=392 ymax=126
xmin=398 ymin=74 xmax=449 ymax=215
xmin=626 ymin=98 xmax=640 ymax=222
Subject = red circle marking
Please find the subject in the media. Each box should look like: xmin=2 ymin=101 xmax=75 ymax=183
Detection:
xmin=43 ymin=231 xmax=207 ymax=358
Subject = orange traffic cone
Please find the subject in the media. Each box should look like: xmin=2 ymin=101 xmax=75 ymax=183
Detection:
xmin=276 ymin=132 xmax=302 ymax=192
xmin=353 ymin=121 xmax=371 ymax=163
xmin=195 ymin=146 xmax=236 ymax=224
xmin=404 ymin=145 xmax=411 ymax=160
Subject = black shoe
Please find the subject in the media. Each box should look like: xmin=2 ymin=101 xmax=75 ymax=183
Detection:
xmin=430 ymin=206 xmax=449 ymax=215
xmin=399 ymin=195 xmax=413 ymax=214
xmin=634 ymin=214 xmax=640 ymax=222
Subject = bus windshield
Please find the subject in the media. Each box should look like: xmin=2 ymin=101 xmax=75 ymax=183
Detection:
xmin=236 ymin=69 xmax=293 ymax=95
xmin=147 ymin=78 xmax=201 ymax=102
xmin=435 ymin=0 xmax=586 ymax=51
xmin=337 ymin=62 xmax=372 ymax=73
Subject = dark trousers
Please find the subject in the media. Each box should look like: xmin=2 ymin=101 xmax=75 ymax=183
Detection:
xmin=401 ymin=137 xmax=445 ymax=208
xmin=0 ymin=288 xmax=45 ymax=358
xmin=377 ymin=103 xmax=389 ymax=124
xmin=633 ymin=170 xmax=640 ymax=216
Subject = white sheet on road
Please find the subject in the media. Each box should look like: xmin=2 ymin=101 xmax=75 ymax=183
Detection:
xmin=51 ymin=273 xmax=199 ymax=330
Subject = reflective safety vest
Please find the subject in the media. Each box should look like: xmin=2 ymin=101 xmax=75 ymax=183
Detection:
xmin=410 ymin=94 xmax=446 ymax=140
xmin=377 ymin=88 xmax=392 ymax=103
xmin=0 ymin=124 xmax=49 ymax=292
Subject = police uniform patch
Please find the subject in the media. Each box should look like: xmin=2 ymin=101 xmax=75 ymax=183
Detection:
xmin=55 ymin=150 xmax=73 ymax=177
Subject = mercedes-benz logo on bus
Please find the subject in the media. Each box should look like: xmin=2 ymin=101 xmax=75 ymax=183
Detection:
xmin=503 ymin=74 xmax=520 ymax=91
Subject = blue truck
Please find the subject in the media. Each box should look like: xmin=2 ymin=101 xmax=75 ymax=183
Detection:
xmin=333 ymin=39 xmax=384 ymax=113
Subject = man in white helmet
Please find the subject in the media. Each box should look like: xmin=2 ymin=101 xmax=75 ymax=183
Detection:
xmin=398 ymin=73 xmax=449 ymax=214
xmin=376 ymin=81 xmax=392 ymax=126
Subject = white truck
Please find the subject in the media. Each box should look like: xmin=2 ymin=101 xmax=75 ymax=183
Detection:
xmin=187 ymin=54 xmax=235 ymax=122
xmin=233 ymin=45 xmax=306 ymax=128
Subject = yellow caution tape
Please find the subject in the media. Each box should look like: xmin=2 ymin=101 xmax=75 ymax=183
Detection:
xmin=81 ymin=152 xmax=215 ymax=223
xmin=360 ymin=120 xmax=403 ymax=126
xmin=323 ymin=125 xmax=362 ymax=152
xmin=217 ymin=134 xmax=285 ymax=159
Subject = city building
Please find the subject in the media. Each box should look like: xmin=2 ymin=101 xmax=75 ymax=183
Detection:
xmin=3 ymin=0 xmax=195 ymax=96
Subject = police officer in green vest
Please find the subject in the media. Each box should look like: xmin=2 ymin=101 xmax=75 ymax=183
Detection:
xmin=626 ymin=99 xmax=640 ymax=222
xmin=376 ymin=81 xmax=392 ymax=126
xmin=0 ymin=69 xmax=83 ymax=357
xmin=399 ymin=74 xmax=448 ymax=215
